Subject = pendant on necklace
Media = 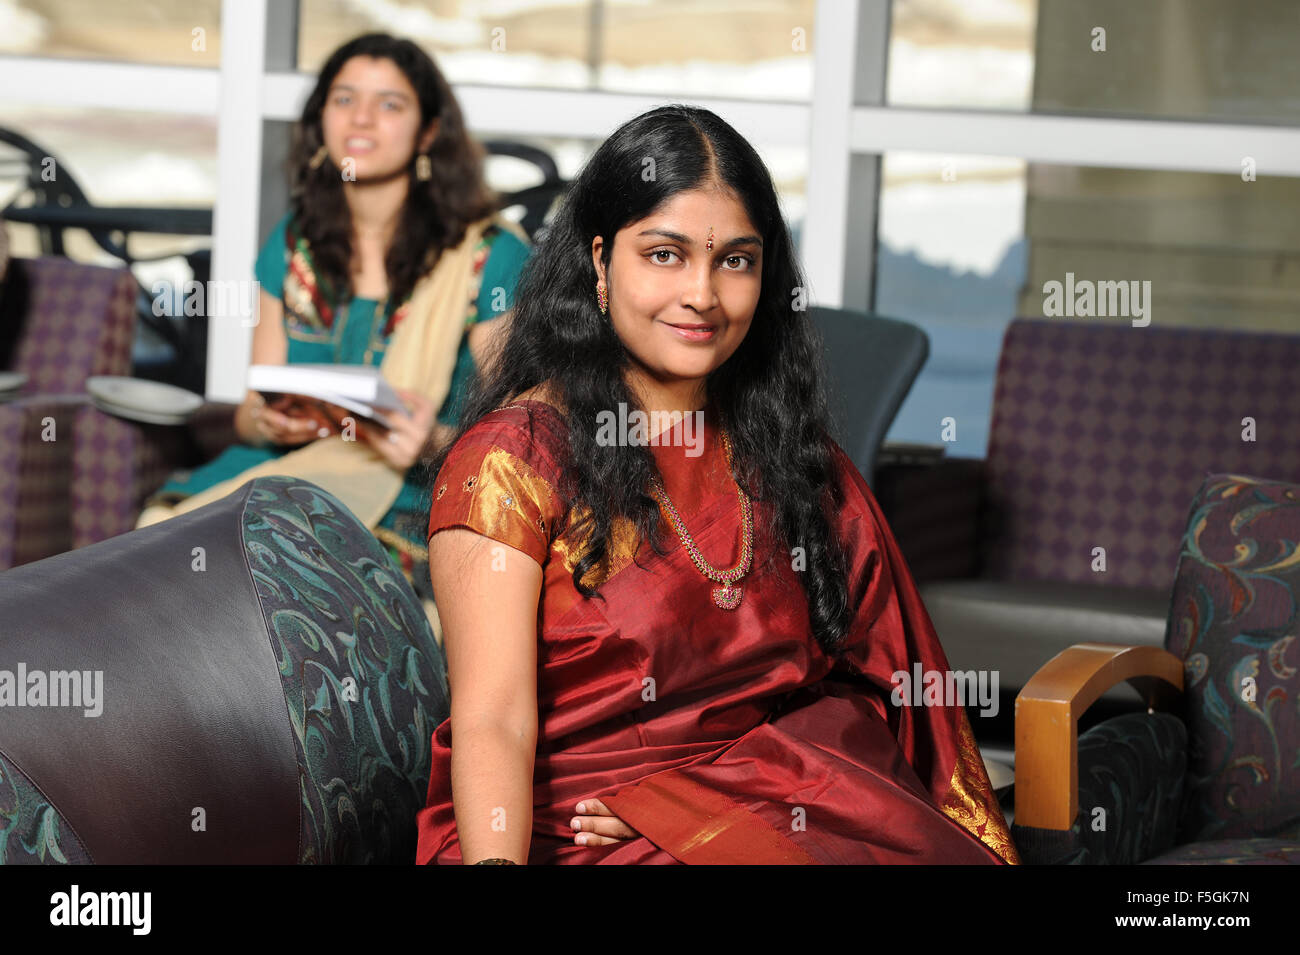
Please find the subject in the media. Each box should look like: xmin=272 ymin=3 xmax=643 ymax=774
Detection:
xmin=712 ymin=585 xmax=743 ymax=610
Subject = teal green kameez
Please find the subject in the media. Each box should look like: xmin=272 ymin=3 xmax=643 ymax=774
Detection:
xmin=153 ymin=211 xmax=530 ymax=597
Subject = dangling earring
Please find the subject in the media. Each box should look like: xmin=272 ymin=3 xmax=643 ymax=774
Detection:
xmin=596 ymin=280 xmax=608 ymax=315
xmin=416 ymin=154 xmax=432 ymax=181
xmin=309 ymin=145 xmax=330 ymax=170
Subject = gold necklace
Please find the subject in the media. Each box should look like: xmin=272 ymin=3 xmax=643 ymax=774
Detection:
xmin=649 ymin=431 xmax=753 ymax=610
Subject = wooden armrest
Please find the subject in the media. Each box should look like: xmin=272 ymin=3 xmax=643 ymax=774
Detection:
xmin=1014 ymin=643 xmax=1183 ymax=830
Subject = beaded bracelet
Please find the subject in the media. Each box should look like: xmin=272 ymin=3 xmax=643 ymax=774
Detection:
xmin=473 ymin=857 xmax=517 ymax=865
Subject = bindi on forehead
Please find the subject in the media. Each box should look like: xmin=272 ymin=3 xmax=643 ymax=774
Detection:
xmin=635 ymin=228 xmax=762 ymax=249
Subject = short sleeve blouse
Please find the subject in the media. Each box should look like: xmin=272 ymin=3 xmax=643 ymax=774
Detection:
xmin=426 ymin=403 xmax=567 ymax=568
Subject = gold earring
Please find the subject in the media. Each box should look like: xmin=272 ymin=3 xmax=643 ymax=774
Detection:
xmin=309 ymin=145 xmax=329 ymax=170
xmin=596 ymin=280 xmax=608 ymax=315
xmin=416 ymin=154 xmax=432 ymax=181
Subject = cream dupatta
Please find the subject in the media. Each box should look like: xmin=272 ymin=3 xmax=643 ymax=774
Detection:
xmin=137 ymin=214 xmax=520 ymax=530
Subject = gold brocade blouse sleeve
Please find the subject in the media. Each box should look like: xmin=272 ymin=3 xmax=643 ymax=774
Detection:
xmin=426 ymin=438 xmax=563 ymax=568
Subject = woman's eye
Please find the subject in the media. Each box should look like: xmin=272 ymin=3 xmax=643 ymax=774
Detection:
xmin=332 ymin=94 xmax=351 ymax=106
xmin=651 ymin=249 xmax=678 ymax=264
xmin=724 ymin=255 xmax=752 ymax=270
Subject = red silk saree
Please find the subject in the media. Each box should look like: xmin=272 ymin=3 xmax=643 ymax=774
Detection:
xmin=417 ymin=398 xmax=1019 ymax=865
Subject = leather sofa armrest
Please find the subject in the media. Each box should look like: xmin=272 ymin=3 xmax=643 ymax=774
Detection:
xmin=1014 ymin=643 xmax=1183 ymax=829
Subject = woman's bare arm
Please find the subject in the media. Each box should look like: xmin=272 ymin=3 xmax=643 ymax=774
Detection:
xmin=234 ymin=288 xmax=327 ymax=446
xmin=234 ymin=288 xmax=289 ymax=446
xmin=467 ymin=309 xmax=513 ymax=381
xmin=429 ymin=527 xmax=540 ymax=864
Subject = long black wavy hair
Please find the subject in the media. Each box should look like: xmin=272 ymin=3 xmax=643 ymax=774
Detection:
xmin=430 ymin=104 xmax=853 ymax=656
xmin=287 ymin=32 xmax=498 ymax=334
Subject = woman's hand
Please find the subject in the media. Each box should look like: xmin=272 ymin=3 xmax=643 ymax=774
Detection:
xmin=249 ymin=394 xmax=327 ymax=447
xmin=354 ymin=386 xmax=436 ymax=471
xmin=571 ymin=798 xmax=640 ymax=846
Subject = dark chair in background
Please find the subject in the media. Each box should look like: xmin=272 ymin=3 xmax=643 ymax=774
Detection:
xmin=483 ymin=139 xmax=568 ymax=241
xmin=809 ymin=305 xmax=930 ymax=488
xmin=1011 ymin=472 xmax=1300 ymax=864
xmin=0 ymin=126 xmax=212 ymax=392
xmin=0 ymin=256 xmax=146 ymax=569
xmin=0 ymin=475 xmax=449 ymax=864
xmin=0 ymin=255 xmax=241 ymax=569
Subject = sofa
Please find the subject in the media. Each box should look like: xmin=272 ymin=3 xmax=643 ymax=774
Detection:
xmin=1011 ymin=471 xmax=1300 ymax=864
xmin=0 ymin=255 xmax=239 ymax=571
xmin=0 ymin=475 xmax=448 ymax=863
xmin=903 ymin=318 xmax=1300 ymax=703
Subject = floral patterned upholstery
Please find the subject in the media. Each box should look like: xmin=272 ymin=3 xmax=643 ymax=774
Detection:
xmin=1011 ymin=711 xmax=1187 ymax=864
xmin=1013 ymin=473 xmax=1300 ymax=864
xmin=1143 ymin=838 xmax=1300 ymax=865
xmin=239 ymin=476 xmax=450 ymax=862
xmin=0 ymin=750 xmax=92 ymax=864
xmin=1161 ymin=473 xmax=1300 ymax=845
xmin=0 ymin=475 xmax=449 ymax=864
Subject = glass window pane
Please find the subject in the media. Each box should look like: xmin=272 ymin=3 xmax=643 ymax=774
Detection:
xmin=299 ymin=0 xmax=813 ymax=100
xmin=299 ymin=0 xmax=595 ymax=88
xmin=887 ymin=0 xmax=1037 ymax=111
xmin=874 ymin=152 xmax=1300 ymax=458
xmin=595 ymin=0 xmax=814 ymax=102
xmin=0 ymin=105 xmax=214 ymax=328
xmin=875 ymin=152 xmax=1027 ymax=459
xmin=0 ymin=0 xmax=222 ymax=66
xmin=887 ymin=0 xmax=1300 ymax=125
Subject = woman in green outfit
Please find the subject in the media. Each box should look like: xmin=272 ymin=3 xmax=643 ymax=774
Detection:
xmin=138 ymin=32 xmax=531 ymax=609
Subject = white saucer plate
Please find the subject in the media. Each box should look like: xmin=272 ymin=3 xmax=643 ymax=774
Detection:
xmin=0 ymin=371 xmax=28 ymax=392
xmin=90 ymin=396 xmax=191 ymax=426
xmin=86 ymin=376 xmax=203 ymax=416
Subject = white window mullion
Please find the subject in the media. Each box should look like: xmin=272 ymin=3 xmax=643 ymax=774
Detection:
xmin=0 ymin=56 xmax=218 ymax=113
xmin=852 ymin=106 xmax=1300 ymax=177
xmin=207 ymin=0 xmax=270 ymax=402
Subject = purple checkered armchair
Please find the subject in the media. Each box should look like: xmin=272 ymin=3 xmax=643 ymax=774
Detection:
xmin=0 ymin=257 xmax=234 ymax=570
xmin=917 ymin=318 xmax=1300 ymax=701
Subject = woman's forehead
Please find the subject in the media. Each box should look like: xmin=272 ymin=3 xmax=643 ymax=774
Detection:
xmin=331 ymin=56 xmax=413 ymax=93
xmin=625 ymin=190 xmax=758 ymax=238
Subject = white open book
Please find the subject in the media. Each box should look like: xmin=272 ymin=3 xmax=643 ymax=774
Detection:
xmin=248 ymin=363 xmax=403 ymax=429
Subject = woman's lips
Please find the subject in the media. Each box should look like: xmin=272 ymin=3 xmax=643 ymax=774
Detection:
xmin=664 ymin=322 xmax=718 ymax=342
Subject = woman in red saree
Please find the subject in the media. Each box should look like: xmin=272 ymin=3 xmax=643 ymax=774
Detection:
xmin=416 ymin=105 xmax=1019 ymax=865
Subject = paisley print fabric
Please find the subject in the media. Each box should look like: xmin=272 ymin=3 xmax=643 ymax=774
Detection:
xmin=0 ymin=750 xmax=93 ymax=864
xmin=1168 ymin=474 xmax=1300 ymax=843
xmin=240 ymin=476 xmax=451 ymax=863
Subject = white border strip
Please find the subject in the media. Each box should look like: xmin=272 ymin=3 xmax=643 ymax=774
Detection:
xmin=852 ymin=106 xmax=1300 ymax=177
